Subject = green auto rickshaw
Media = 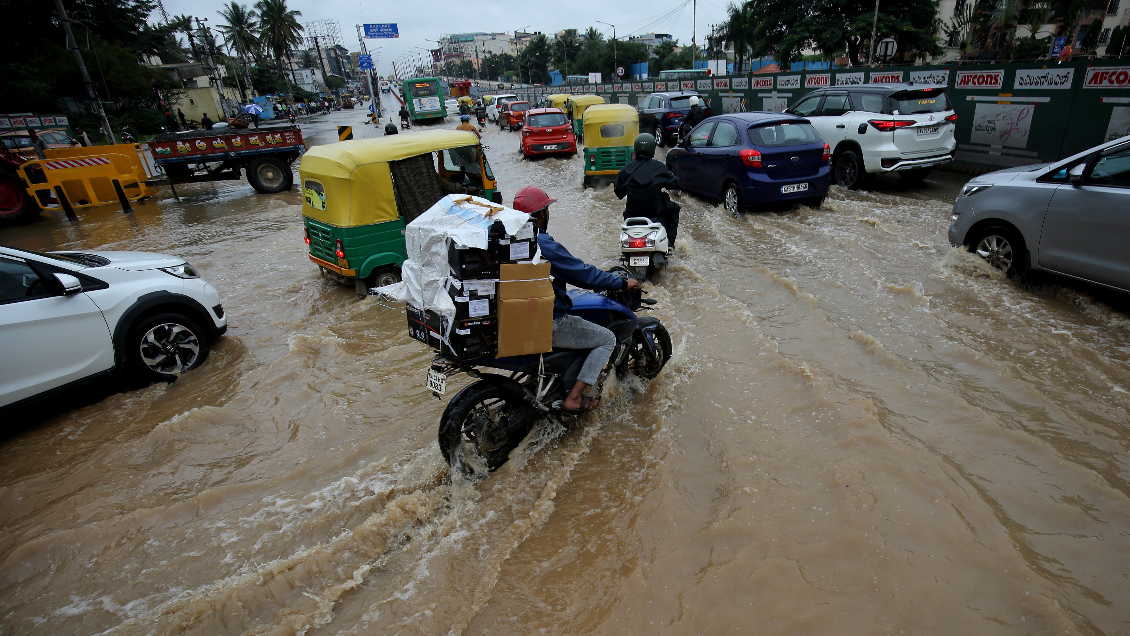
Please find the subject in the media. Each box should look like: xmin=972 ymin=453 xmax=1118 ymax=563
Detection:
xmin=568 ymin=95 xmax=606 ymax=143
xmin=581 ymin=104 xmax=638 ymax=188
xmin=300 ymin=130 xmax=502 ymax=293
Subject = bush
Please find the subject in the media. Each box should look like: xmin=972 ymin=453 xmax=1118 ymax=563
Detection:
xmin=1013 ymin=36 xmax=1051 ymax=60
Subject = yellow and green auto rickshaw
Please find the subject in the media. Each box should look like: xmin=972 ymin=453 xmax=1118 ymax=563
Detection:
xmin=581 ymin=104 xmax=638 ymax=188
xmin=544 ymin=94 xmax=571 ymax=111
xmin=458 ymin=96 xmax=474 ymax=110
xmin=568 ymin=95 xmax=606 ymax=143
xmin=300 ymin=130 xmax=502 ymax=293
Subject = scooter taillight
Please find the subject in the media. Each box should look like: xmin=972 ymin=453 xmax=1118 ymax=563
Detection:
xmin=627 ymin=238 xmax=647 ymax=248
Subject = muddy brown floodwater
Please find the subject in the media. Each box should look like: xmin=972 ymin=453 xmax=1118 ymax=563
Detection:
xmin=2 ymin=95 xmax=1129 ymax=636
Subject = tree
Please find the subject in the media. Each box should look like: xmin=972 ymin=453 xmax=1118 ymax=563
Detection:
xmin=552 ymin=29 xmax=583 ymax=76
xmin=299 ymin=49 xmax=317 ymax=69
xmin=255 ymin=0 xmax=303 ymax=94
xmin=573 ymin=28 xmax=607 ymax=75
xmin=1108 ymin=25 xmax=1129 ymax=57
xmin=217 ymin=2 xmax=258 ymax=100
xmin=517 ymin=34 xmax=553 ymax=83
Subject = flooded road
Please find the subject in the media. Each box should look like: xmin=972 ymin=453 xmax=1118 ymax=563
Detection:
xmin=2 ymin=94 xmax=1128 ymax=635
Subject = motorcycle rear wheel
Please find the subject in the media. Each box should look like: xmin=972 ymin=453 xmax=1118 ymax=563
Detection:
xmin=439 ymin=381 xmax=536 ymax=472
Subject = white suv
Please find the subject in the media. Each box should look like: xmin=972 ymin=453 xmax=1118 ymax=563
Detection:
xmin=787 ymin=83 xmax=956 ymax=189
xmin=0 ymin=244 xmax=227 ymax=411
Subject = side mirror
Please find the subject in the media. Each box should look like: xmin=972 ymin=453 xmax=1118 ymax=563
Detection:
xmin=54 ymin=273 xmax=82 ymax=295
xmin=1068 ymin=163 xmax=1086 ymax=186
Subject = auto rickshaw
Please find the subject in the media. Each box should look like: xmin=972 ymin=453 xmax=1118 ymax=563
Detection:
xmin=568 ymin=95 xmax=606 ymax=143
xmin=544 ymin=94 xmax=571 ymax=111
xmin=581 ymin=104 xmax=638 ymax=188
xmin=300 ymin=130 xmax=502 ymax=294
xmin=457 ymin=96 xmax=474 ymax=112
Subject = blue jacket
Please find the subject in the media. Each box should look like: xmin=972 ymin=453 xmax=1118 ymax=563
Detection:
xmin=536 ymin=232 xmax=626 ymax=315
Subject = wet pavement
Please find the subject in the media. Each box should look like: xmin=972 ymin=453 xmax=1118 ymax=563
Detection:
xmin=1 ymin=92 xmax=1129 ymax=635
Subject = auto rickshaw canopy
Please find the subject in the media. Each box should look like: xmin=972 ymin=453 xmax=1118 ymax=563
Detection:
xmin=582 ymin=104 xmax=639 ymax=148
xmin=299 ymin=130 xmax=482 ymax=228
xmin=458 ymin=96 xmax=473 ymax=107
xmin=568 ymin=95 xmax=605 ymax=119
xmin=545 ymin=94 xmax=571 ymax=110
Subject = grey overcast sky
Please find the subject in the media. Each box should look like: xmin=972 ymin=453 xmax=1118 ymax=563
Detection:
xmin=159 ymin=0 xmax=731 ymax=76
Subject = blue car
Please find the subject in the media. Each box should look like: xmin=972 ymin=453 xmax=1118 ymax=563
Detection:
xmin=664 ymin=112 xmax=831 ymax=216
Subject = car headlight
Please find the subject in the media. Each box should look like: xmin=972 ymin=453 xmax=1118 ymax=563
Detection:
xmin=160 ymin=263 xmax=199 ymax=279
xmin=961 ymin=183 xmax=992 ymax=197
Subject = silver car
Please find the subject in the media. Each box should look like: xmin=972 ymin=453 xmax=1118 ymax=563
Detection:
xmin=948 ymin=135 xmax=1130 ymax=292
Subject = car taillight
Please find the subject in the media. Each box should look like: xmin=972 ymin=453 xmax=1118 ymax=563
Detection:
xmin=335 ymin=238 xmax=345 ymax=258
xmin=303 ymin=226 xmax=311 ymax=245
xmin=944 ymin=113 xmax=958 ymax=123
xmin=868 ymin=119 xmax=915 ymax=132
xmin=821 ymin=143 xmax=831 ymax=163
xmin=740 ymin=148 xmax=763 ymax=168
xmin=664 ymin=112 xmax=678 ymax=120
xmin=627 ymin=238 xmax=647 ymax=248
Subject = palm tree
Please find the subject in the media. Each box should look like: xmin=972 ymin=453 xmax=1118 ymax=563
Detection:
xmin=255 ymin=0 xmax=303 ymax=95
xmin=218 ymin=3 xmax=258 ymax=101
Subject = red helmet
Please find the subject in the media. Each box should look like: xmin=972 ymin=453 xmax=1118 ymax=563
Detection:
xmin=512 ymin=186 xmax=557 ymax=214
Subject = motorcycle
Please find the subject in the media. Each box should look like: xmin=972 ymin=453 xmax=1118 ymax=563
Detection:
xmin=475 ymin=107 xmax=487 ymax=129
xmin=430 ymin=269 xmax=671 ymax=473
xmin=120 ymin=127 xmax=137 ymax=143
xmin=401 ymin=115 xmax=411 ymax=130
xmin=620 ymin=217 xmax=670 ymax=281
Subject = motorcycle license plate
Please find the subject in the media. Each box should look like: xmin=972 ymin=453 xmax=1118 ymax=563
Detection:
xmin=629 ymin=256 xmax=649 ymax=266
xmin=917 ymin=126 xmax=940 ymax=136
xmin=781 ymin=183 xmax=808 ymax=194
xmin=426 ymin=368 xmax=447 ymax=395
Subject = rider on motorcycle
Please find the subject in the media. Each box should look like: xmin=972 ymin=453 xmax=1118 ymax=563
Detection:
xmin=399 ymin=105 xmax=410 ymax=125
xmin=384 ymin=122 xmax=399 ymax=135
xmin=614 ymin=133 xmax=681 ymax=243
xmin=680 ymin=96 xmax=707 ymax=138
xmin=513 ymin=186 xmax=640 ymax=412
xmin=456 ymin=114 xmax=481 ymax=138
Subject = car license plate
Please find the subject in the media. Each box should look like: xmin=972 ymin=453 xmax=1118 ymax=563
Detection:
xmin=542 ymin=144 xmax=559 ymax=150
xmin=426 ymin=368 xmax=446 ymax=395
xmin=629 ymin=255 xmax=649 ymax=266
xmin=781 ymin=183 xmax=808 ymax=194
xmin=917 ymin=126 xmax=940 ymax=136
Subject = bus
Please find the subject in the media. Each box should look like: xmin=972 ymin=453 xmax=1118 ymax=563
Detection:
xmin=658 ymin=68 xmax=710 ymax=80
xmin=403 ymin=77 xmax=447 ymax=121
xmin=564 ymin=75 xmax=591 ymax=86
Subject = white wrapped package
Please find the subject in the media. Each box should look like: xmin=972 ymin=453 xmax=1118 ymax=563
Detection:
xmin=376 ymin=194 xmax=530 ymax=321
xmin=405 ymin=194 xmax=529 ymax=266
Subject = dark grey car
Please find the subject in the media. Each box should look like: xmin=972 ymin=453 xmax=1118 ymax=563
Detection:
xmin=948 ymin=135 xmax=1130 ymax=292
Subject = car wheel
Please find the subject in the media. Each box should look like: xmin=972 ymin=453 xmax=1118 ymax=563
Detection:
xmin=834 ymin=149 xmax=865 ymax=190
xmin=899 ymin=168 xmax=931 ymax=184
xmin=246 ymin=156 xmax=292 ymax=193
xmin=653 ymin=123 xmax=665 ymax=148
xmin=126 ymin=313 xmax=210 ymax=383
xmin=723 ymin=183 xmax=744 ymax=218
xmin=970 ymin=225 xmax=1028 ymax=278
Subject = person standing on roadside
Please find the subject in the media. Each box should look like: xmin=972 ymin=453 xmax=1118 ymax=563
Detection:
xmin=200 ymin=113 xmax=214 ymax=130
xmin=29 ymin=130 xmax=48 ymax=159
xmin=164 ymin=111 xmax=179 ymax=132
xmin=177 ymin=108 xmax=188 ymax=129
xmin=74 ymin=127 xmax=93 ymax=147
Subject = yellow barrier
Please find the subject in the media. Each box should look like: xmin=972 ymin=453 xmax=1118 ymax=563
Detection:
xmin=44 ymin=144 xmax=156 ymax=185
xmin=17 ymin=152 xmax=154 ymax=212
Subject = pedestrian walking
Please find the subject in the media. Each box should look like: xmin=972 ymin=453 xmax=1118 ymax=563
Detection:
xmin=177 ymin=108 xmax=188 ymax=129
xmin=74 ymin=127 xmax=93 ymax=147
xmin=250 ymin=112 xmax=260 ymax=129
xmin=201 ymin=113 xmax=213 ymax=130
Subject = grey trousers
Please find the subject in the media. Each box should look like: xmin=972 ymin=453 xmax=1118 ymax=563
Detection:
xmin=552 ymin=314 xmax=617 ymax=386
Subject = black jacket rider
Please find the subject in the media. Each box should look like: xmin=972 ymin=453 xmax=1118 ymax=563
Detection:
xmin=684 ymin=103 xmax=706 ymax=128
xmin=399 ymin=106 xmax=410 ymax=121
xmin=614 ymin=157 xmax=681 ymax=242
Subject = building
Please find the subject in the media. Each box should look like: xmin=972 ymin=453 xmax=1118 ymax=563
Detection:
xmin=147 ymin=60 xmax=247 ymax=123
xmin=441 ymin=33 xmax=512 ymax=62
xmin=627 ymin=33 xmax=673 ymax=49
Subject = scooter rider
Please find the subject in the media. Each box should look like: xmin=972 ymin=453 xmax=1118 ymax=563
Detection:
xmin=384 ymin=122 xmax=399 ymax=135
xmin=680 ymin=95 xmax=707 ymax=138
xmin=456 ymin=114 xmax=481 ymax=138
xmin=614 ymin=133 xmax=681 ymax=243
xmin=399 ymin=105 xmax=410 ymax=126
xmin=513 ymin=186 xmax=640 ymax=413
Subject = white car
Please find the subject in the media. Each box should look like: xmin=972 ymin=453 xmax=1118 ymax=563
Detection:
xmin=485 ymin=94 xmax=518 ymax=122
xmin=0 ymin=245 xmax=227 ymax=411
xmin=787 ymin=83 xmax=957 ymax=189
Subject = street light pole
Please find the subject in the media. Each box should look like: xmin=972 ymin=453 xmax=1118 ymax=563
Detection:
xmin=596 ymin=21 xmax=616 ymax=81
xmin=53 ymin=0 xmax=114 ymax=142
xmin=514 ymin=25 xmax=531 ymax=85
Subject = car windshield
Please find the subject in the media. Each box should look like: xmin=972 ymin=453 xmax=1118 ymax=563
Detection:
xmin=442 ymin=145 xmax=482 ymax=176
xmin=890 ymin=89 xmax=950 ymax=114
xmin=408 ymin=81 xmax=438 ymax=97
xmin=527 ymin=113 xmax=568 ymax=127
xmin=748 ymin=122 xmax=820 ymax=147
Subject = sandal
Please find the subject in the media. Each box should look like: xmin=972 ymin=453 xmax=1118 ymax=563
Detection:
xmin=555 ymin=395 xmax=600 ymax=415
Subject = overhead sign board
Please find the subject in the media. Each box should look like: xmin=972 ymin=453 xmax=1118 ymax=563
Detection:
xmin=363 ymin=23 xmax=399 ymax=38
xmin=358 ymin=54 xmax=373 ymax=69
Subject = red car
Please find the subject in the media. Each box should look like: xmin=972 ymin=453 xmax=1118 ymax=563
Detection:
xmin=520 ymin=108 xmax=577 ymax=158
xmin=498 ymin=101 xmax=531 ymax=131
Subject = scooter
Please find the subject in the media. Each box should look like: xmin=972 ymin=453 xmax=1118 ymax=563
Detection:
xmin=401 ymin=115 xmax=411 ymax=130
xmin=430 ymin=269 xmax=671 ymax=473
xmin=620 ymin=217 xmax=671 ymax=281
xmin=475 ymin=107 xmax=487 ymax=129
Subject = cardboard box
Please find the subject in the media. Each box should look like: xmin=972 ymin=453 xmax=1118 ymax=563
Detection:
xmin=447 ymin=278 xmax=498 ymax=320
xmin=497 ymin=262 xmax=554 ymax=357
xmin=406 ymin=303 xmax=445 ymax=349
xmin=407 ymin=303 xmax=498 ymax=360
xmin=448 ymin=242 xmax=500 ymax=280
